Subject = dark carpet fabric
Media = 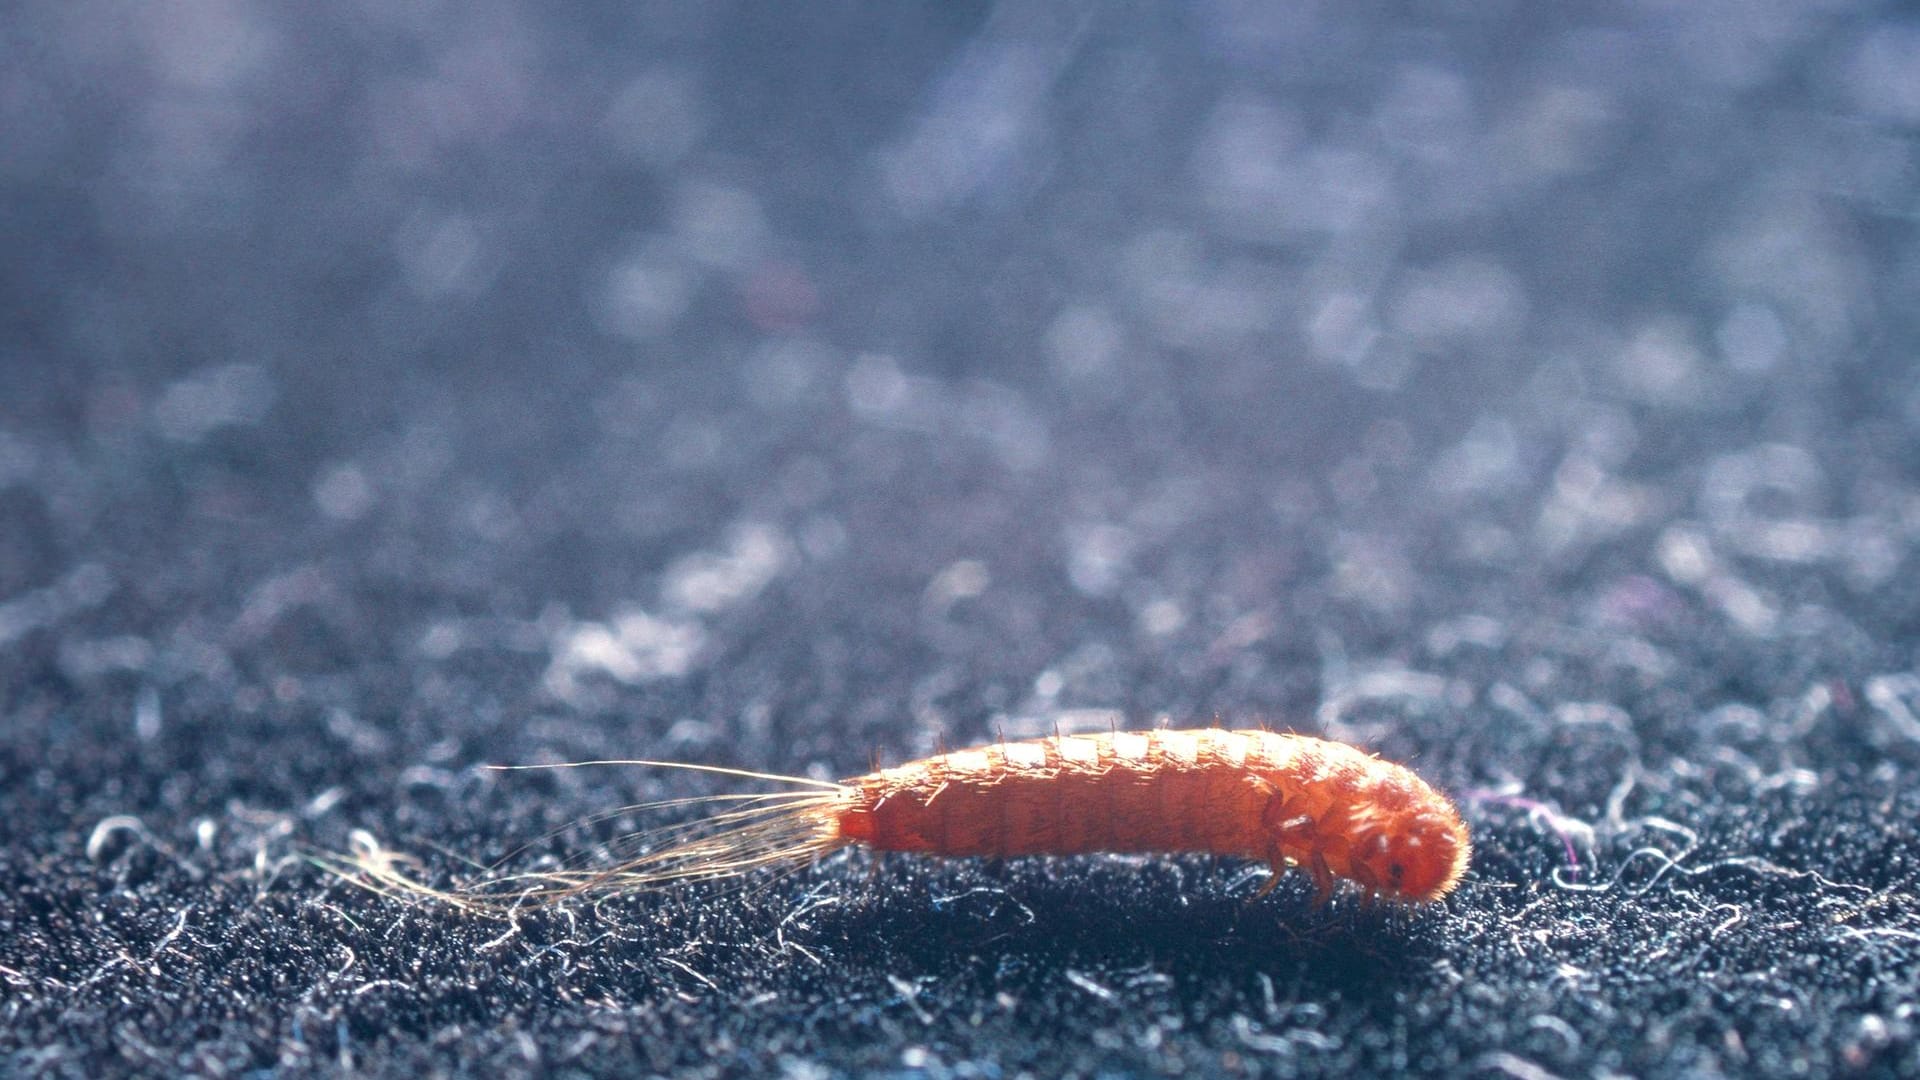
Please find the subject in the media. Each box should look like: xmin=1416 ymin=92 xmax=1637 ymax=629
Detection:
xmin=5 ymin=3 xmax=1920 ymax=1077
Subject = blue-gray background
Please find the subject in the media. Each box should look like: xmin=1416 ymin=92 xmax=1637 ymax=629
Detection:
xmin=4 ymin=2 xmax=1920 ymax=1077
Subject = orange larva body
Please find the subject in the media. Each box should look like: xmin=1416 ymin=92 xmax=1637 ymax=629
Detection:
xmin=833 ymin=729 xmax=1470 ymax=903
xmin=324 ymin=729 xmax=1470 ymax=911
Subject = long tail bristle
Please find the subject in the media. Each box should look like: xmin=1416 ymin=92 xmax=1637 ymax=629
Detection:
xmin=312 ymin=762 xmax=851 ymax=915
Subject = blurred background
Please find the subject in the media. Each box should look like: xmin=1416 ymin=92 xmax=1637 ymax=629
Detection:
xmin=4 ymin=2 xmax=1920 ymax=1076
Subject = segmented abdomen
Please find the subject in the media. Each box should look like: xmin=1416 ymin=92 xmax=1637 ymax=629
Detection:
xmin=836 ymin=730 xmax=1303 ymax=859
xmin=831 ymin=728 xmax=1469 ymax=903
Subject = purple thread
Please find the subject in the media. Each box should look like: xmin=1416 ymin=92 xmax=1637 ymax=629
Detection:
xmin=1465 ymin=791 xmax=1583 ymax=879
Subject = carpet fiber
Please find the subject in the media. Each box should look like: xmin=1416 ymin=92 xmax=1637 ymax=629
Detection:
xmin=4 ymin=4 xmax=1919 ymax=1077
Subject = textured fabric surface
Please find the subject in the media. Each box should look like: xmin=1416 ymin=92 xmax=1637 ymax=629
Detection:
xmin=5 ymin=4 xmax=1920 ymax=1077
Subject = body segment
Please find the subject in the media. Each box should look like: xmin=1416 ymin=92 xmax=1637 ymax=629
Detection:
xmin=832 ymin=729 xmax=1470 ymax=903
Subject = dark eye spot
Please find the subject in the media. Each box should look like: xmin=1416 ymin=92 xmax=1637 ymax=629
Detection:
xmin=1389 ymin=862 xmax=1404 ymax=882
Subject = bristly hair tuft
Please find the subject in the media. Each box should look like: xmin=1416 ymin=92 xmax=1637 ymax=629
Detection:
xmin=312 ymin=763 xmax=850 ymax=916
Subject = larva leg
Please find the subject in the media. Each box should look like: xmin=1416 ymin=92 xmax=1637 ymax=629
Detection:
xmin=1308 ymin=851 xmax=1335 ymax=907
xmin=1261 ymin=790 xmax=1321 ymax=847
xmin=1253 ymin=862 xmax=1289 ymax=899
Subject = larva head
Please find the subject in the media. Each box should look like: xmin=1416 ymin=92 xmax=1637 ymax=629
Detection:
xmin=1344 ymin=774 xmax=1471 ymax=903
